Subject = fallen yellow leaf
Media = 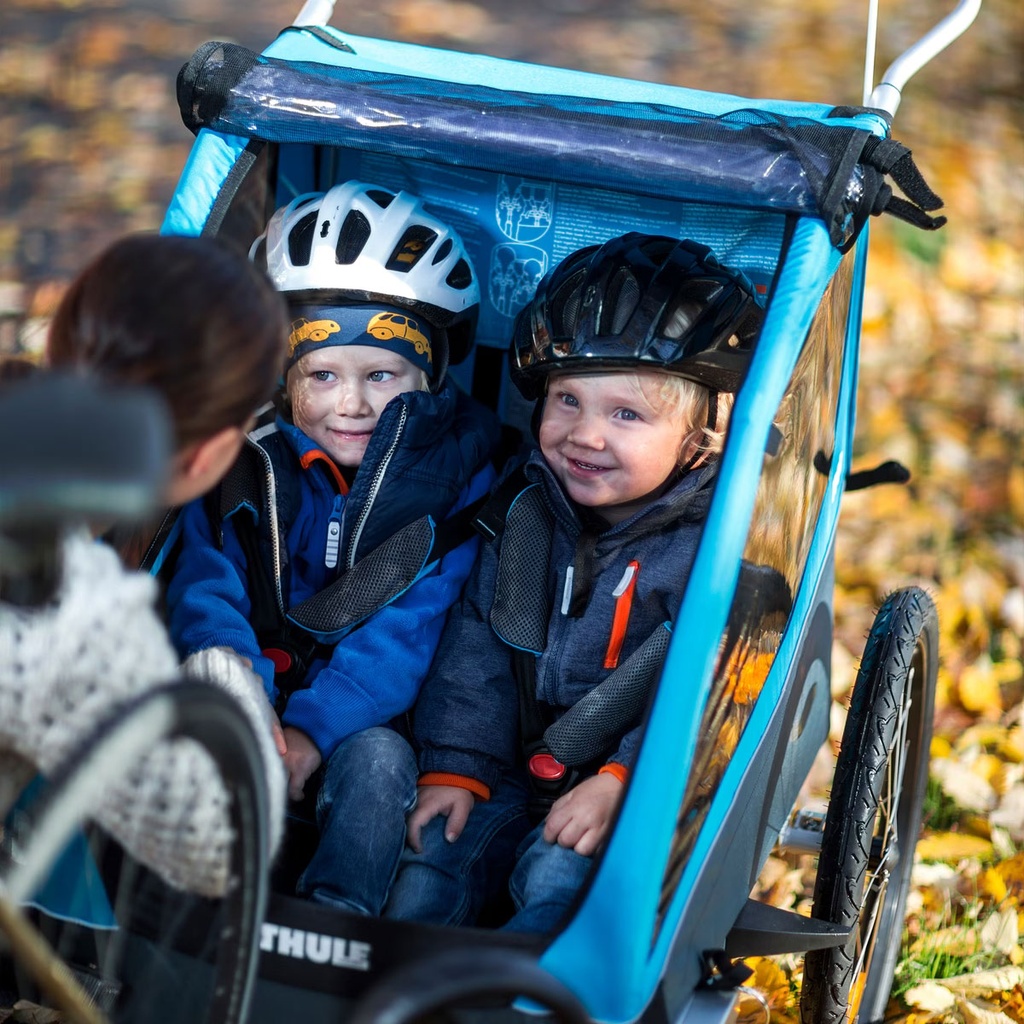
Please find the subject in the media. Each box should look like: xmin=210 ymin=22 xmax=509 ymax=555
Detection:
xmin=904 ymin=981 xmax=956 ymax=1013
xmin=910 ymin=924 xmax=982 ymax=957
xmin=980 ymin=866 xmax=1009 ymax=903
xmin=974 ymin=754 xmax=1011 ymax=792
xmin=1001 ymin=728 xmax=1024 ymax=764
xmin=959 ymin=665 xmax=1005 ymax=715
xmin=957 ymin=995 xmax=1018 ymax=1024
xmin=980 ymin=909 xmax=1020 ymax=955
xmin=916 ymin=831 xmax=995 ymax=862
xmin=942 ymin=965 xmax=1024 ymax=996
xmin=959 ymin=724 xmax=1013 ymax=752
xmin=994 ymin=854 xmax=1024 ymax=897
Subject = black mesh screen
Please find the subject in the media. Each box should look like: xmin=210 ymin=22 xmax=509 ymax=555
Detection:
xmin=288 ymin=517 xmax=433 ymax=637
xmin=335 ymin=210 xmax=371 ymax=264
xmin=602 ymin=269 xmax=641 ymax=337
xmin=545 ymin=626 xmax=670 ymax=765
xmin=287 ymin=211 xmax=317 ymax=267
xmin=490 ymin=487 xmax=551 ymax=654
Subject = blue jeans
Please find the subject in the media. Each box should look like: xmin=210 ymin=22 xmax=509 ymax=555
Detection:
xmin=504 ymin=823 xmax=593 ymax=933
xmin=296 ymin=727 xmax=417 ymax=914
xmin=385 ymin=774 xmax=592 ymax=934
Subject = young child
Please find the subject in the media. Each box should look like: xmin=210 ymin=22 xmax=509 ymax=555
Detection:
xmin=166 ymin=181 xmax=501 ymax=910
xmin=377 ymin=232 xmax=763 ymax=933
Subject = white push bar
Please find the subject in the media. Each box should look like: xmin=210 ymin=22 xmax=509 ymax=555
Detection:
xmin=867 ymin=0 xmax=982 ymax=116
xmin=292 ymin=0 xmax=338 ymax=27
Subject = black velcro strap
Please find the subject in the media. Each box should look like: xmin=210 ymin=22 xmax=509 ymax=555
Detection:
xmin=845 ymin=459 xmax=911 ymax=491
xmin=233 ymin=505 xmax=282 ymax=638
xmin=700 ymin=949 xmax=754 ymax=991
xmin=472 ymin=466 xmax=530 ymax=541
xmin=861 ymin=135 xmax=947 ymax=232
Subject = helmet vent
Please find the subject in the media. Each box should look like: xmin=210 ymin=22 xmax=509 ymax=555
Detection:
xmin=287 ymin=211 xmax=318 ymax=267
xmin=366 ymin=189 xmax=395 ymax=208
xmin=387 ymin=226 xmax=439 ymax=272
xmin=335 ymin=210 xmax=372 ymax=264
xmin=602 ymin=269 xmax=641 ymax=336
xmin=432 ymin=238 xmax=453 ymax=264
xmin=660 ymin=279 xmax=724 ymax=338
xmin=550 ymin=267 xmax=588 ymax=336
xmin=445 ymin=258 xmax=473 ymax=291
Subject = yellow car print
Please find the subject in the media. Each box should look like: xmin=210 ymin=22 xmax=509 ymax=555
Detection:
xmin=366 ymin=312 xmax=432 ymax=361
xmin=288 ymin=317 xmax=341 ymax=355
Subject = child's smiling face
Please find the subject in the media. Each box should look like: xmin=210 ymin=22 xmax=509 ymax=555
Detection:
xmin=287 ymin=345 xmax=426 ymax=467
xmin=538 ymin=371 xmax=691 ymax=523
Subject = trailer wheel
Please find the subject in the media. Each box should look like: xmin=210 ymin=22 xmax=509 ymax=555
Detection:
xmin=800 ymin=588 xmax=937 ymax=1024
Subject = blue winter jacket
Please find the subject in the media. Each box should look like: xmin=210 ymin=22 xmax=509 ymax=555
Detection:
xmin=167 ymin=381 xmax=500 ymax=760
xmin=413 ymin=447 xmax=718 ymax=793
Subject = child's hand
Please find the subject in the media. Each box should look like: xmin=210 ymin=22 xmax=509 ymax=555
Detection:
xmin=406 ymin=785 xmax=475 ymax=853
xmin=270 ymin=710 xmax=287 ymax=757
xmin=543 ymin=772 xmax=624 ymax=857
xmin=281 ymin=726 xmax=322 ymax=801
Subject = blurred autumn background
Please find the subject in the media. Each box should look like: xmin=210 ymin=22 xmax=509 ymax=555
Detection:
xmin=0 ymin=0 xmax=1021 ymax=1019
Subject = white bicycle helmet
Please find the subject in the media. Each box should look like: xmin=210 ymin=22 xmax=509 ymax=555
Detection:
xmin=250 ymin=181 xmax=480 ymax=373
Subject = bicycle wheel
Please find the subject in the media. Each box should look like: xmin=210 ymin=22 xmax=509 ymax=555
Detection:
xmin=800 ymin=587 xmax=937 ymax=1024
xmin=0 ymin=681 xmax=270 ymax=1024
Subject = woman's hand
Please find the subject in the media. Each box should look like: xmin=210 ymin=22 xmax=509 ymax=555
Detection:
xmin=406 ymin=785 xmax=475 ymax=852
xmin=281 ymin=726 xmax=322 ymax=801
xmin=543 ymin=772 xmax=624 ymax=856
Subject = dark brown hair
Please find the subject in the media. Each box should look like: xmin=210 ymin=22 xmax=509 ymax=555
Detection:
xmin=47 ymin=233 xmax=287 ymax=449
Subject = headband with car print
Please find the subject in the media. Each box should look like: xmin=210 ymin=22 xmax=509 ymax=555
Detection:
xmin=286 ymin=304 xmax=434 ymax=377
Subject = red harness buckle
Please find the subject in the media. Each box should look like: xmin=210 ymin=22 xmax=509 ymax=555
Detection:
xmin=263 ymin=647 xmax=293 ymax=674
xmin=528 ymin=752 xmax=567 ymax=781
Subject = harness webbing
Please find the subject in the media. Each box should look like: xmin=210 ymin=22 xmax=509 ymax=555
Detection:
xmin=477 ymin=468 xmax=671 ymax=810
xmin=212 ymin=447 xmax=490 ymax=709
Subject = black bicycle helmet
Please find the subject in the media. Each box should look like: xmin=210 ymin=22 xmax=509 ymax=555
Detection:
xmin=510 ymin=233 xmax=763 ymax=400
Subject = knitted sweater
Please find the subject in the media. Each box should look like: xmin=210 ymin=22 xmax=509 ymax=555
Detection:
xmin=0 ymin=530 xmax=286 ymax=897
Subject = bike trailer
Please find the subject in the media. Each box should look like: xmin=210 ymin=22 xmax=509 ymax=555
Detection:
xmin=2 ymin=2 xmax=978 ymax=1021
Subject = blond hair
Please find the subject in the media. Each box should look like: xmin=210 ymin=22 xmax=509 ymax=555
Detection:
xmin=635 ymin=370 xmax=734 ymax=467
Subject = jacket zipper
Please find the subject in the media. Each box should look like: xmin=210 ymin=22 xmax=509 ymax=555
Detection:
xmin=251 ymin=438 xmax=286 ymax=616
xmin=345 ymin=405 xmax=407 ymax=569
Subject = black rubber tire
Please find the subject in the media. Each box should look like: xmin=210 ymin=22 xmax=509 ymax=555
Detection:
xmin=800 ymin=587 xmax=938 ymax=1024
xmin=0 ymin=682 xmax=270 ymax=1024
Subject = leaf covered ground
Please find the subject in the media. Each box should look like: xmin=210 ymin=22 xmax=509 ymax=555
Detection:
xmin=1 ymin=0 xmax=1021 ymax=1020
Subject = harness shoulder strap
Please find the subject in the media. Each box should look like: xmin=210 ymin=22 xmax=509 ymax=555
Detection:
xmin=285 ymin=475 xmax=515 ymax=643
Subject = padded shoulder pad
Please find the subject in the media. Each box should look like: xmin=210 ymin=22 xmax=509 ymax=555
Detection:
xmin=490 ymin=485 xmax=553 ymax=655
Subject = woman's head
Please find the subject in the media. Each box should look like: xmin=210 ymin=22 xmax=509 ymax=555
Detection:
xmin=47 ymin=233 xmax=287 ymax=504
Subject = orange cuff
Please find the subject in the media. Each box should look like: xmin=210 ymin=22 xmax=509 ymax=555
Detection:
xmin=418 ymin=772 xmax=491 ymax=801
xmin=598 ymin=762 xmax=629 ymax=785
